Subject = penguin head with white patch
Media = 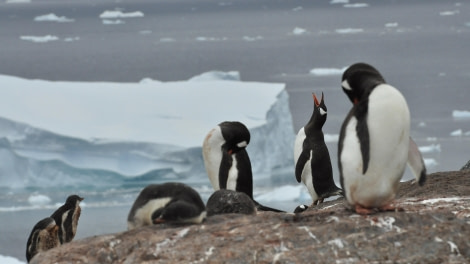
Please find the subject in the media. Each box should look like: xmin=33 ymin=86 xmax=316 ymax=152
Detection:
xmin=218 ymin=121 xmax=250 ymax=155
xmin=341 ymin=63 xmax=386 ymax=105
xmin=305 ymin=92 xmax=327 ymax=131
xmin=65 ymin=195 xmax=84 ymax=206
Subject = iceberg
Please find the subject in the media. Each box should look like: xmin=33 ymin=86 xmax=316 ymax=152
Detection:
xmin=0 ymin=73 xmax=295 ymax=190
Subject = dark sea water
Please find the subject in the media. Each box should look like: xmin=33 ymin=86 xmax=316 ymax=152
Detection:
xmin=0 ymin=0 xmax=469 ymax=261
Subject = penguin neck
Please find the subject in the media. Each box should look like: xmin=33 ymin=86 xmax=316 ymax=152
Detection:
xmin=304 ymin=122 xmax=325 ymax=138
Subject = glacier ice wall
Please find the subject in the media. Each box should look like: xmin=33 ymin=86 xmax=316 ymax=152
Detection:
xmin=0 ymin=79 xmax=295 ymax=191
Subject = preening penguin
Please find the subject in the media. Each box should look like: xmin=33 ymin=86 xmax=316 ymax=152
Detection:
xmin=338 ymin=62 xmax=426 ymax=214
xmin=294 ymin=92 xmax=342 ymax=206
xmin=26 ymin=217 xmax=60 ymax=262
xmin=203 ymin=121 xmax=253 ymax=197
xmin=50 ymin=194 xmax=84 ymax=244
xmin=202 ymin=121 xmax=284 ymax=212
xmin=127 ymin=182 xmax=206 ymax=230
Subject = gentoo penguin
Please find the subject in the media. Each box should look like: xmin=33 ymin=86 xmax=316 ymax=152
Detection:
xmin=338 ymin=62 xmax=426 ymax=214
xmin=26 ymin=217 xmax=60 ymax=262
xmin=127 ymin=182 xmax=206 ymax=230
xmin=50 ymin=194 xmax=84 ymax=244
xmin=206 ymin=189 xmax=256 ymax=216
xmin=202 ymin=121 xmax=284 ymax=212
xmin=294 ymin=92 xmax=343 ymax=206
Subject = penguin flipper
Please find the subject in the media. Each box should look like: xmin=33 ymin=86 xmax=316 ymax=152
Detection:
xmin=295 ymin=149 xmax=310 ymax=183
xmin=355 ymin=108 xmax=370 ymax=174
xmin=407 ymin=137 xmax=427 ymax=186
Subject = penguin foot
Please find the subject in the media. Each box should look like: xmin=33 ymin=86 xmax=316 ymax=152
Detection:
xmin=311 ymin=198 xmax=324 ymax=206
xmin=354 ymin=204 xmax=376 ymax=215
xmin=378 ymin=203 xmax=404 ymax=213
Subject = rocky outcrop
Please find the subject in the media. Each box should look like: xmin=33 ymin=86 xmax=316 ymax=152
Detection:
xmin=31 ymin=171 xmax=470 ymax=264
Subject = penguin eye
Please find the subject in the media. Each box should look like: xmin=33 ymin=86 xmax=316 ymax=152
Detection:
xmin=320 ymin=108 xmax=327 ymax=116
xmin=342 ymin=80 xmax=352 ymax=90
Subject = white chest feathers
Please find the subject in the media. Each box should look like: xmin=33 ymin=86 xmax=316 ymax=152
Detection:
xmin=294 ymin=127 xmax=319 ymax=201
xmin=341 ymin=84 xmax=410 ymax=208
xmin=202 ymin=126 xmax=224 ymax=190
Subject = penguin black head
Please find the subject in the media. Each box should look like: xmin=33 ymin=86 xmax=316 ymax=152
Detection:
xmin=26 ymin=217 xmax=60 ymax=262
xmin=306 ymin=92 xmax=327 ymax=132
xmin=65 ymin=194 xmax=84 ymax=205
xmin=218 ymin=121 xmax=250 ymax=155
xmin=341 ymin=63 xmax=386 ymax=104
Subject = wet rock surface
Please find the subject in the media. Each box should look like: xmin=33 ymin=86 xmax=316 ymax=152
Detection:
xmin=31 ymin=171 xmax=470 ymax=264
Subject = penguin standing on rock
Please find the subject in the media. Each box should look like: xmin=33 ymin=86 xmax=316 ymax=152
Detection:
xmin=338 ymin=62 xmax=426 ymax=215
xmin=127 ymin=182 xmax=206 ymax=230
xmin=294 ymin=92 xmax=343 ymax=207
xmin=202 ymin=121 xmax=284 ymax=212
xmin=26 ymin=217 xmax=60 ymax=262
xmin=50 ymin=194 xmax=84 ymax=244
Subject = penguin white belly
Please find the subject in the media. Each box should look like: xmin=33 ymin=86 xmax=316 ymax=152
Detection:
xmin=294 ymin=128 xmax=319 ymax=201
xmin=226 ymin=155 xmax=238 ymax=190
xmin=342 ymin=84 xmax=410 ymax=208
xmin=202 ymin=127 xmax=224 ymax=190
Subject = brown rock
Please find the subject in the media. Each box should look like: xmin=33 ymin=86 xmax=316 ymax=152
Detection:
xmin=31 ymin=171 xmax=470 ymax=263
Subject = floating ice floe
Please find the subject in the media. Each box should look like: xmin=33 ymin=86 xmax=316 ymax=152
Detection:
xmin=99 ymin=10 xmax=144 ymax=19
xmin=5 ymin=0 xmax=30 ymax=3
xmin=424 ymin=158 xmax=438 ymax=167
xmin=439 ymin=10 xmax=459 ymax=16
xmin=450 ymin=129 xmax=463 ymax=137
xmin=309 ymin=67 xmax=346 ymax=76
xmin=243 ymin=36 xmax=263 ymax=42
xmin=344 ymin=3 xmax=369 ymax=8
xmin=418 ymin=121 xmax=426 ymax=127
xmin=20 ymin=35 xmax=59 ymax=43
xmin=159 ymin=37 xmax=176 ymax=42
xmin=292 ymin=6 xmax=303 ymax=11
xmin=418 ymin=144 xmax=441 ymax=154
xmin=34 ymin=13 xmax=75 ymax=23
xmin=195 ymin=36 xmax=227 ymax=42
xmin=385 ymin=22 xmax=398 ymax=28
xmin=335 ymin=28 xmax=364 ymax=34
xmin=64 ymin=37 xmax=80 ymax=42
xmin=28 ymin=194 xmax=52 ymax=206
xmin=452 ymin=110 xmax=470 ymax=120
xmin=102 ymin=19 xmax=125 ymax=25
xmin=292 ymin=27 xmax=307 ymax=35
xmin=330 ymin=0 xmax=348 ymax=4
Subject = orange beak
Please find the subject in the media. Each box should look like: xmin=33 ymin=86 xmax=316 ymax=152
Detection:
xmin=313 ymin=93 xmax=320 ymax=107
